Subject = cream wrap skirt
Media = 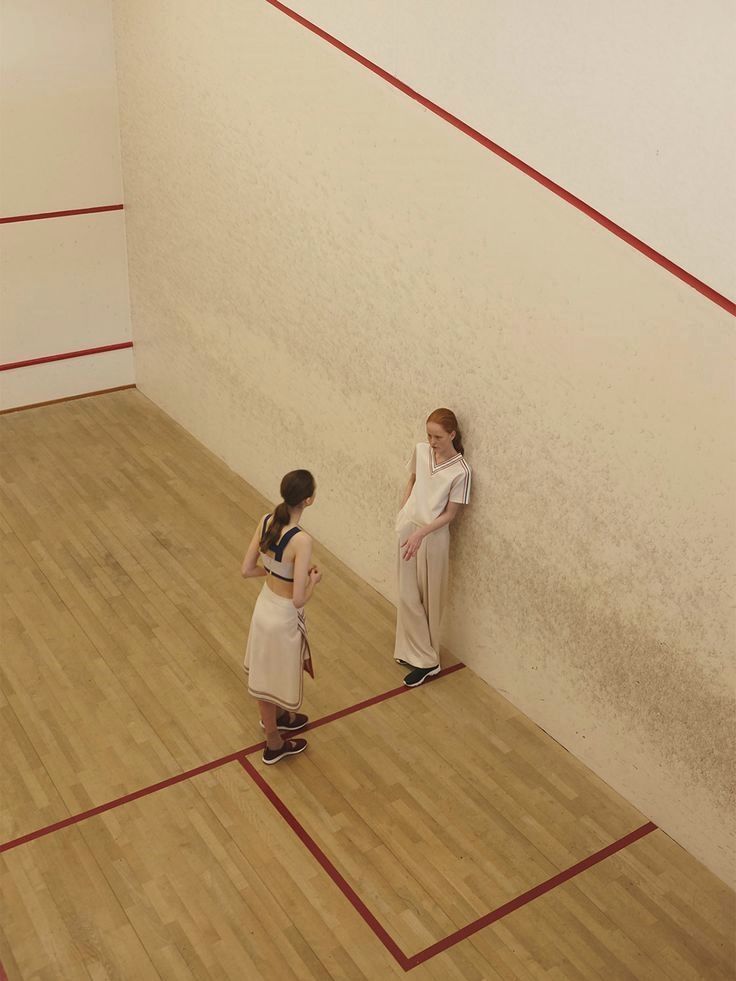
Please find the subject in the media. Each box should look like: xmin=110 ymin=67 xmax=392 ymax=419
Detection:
xmin=244 ymin=583 xmax=313 ymax=710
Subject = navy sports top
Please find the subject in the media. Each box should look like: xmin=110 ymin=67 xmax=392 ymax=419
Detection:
xmin=260 ymin=514 xmax=301 ymax=582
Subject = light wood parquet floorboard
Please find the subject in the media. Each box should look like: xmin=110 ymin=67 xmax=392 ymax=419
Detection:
xmin=1 ymin=390 xmax=733 ymax=979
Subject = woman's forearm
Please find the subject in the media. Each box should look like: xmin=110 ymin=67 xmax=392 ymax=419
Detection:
xmin=241 ymin=565 xmax=267 ymax=579
xmin=293 ymin=578 xmax=316 ymax=608
xmin=291 ymin=583 xmax=314 ymax=610
xmin=417 ymin=508 xmax=455 ymax=539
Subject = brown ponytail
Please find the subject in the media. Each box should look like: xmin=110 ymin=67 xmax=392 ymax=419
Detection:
xmin=427 ymin=408 xmax=464 ymax=455
xmin=259 ymin=469 xmax=316 ymax=554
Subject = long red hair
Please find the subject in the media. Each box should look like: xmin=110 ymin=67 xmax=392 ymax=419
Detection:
xmin=427 ymin=408 xmax=464 ymax=455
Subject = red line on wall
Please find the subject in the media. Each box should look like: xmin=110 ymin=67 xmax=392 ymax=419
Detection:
xmin=0 ymin=342 xmax=134 ymax=372
xmin=406 ymin=821 xmax=658 ymax=968
xmin=239 ymin=756 xmax=411 ymax=969
xmin=0 ymin=204 xmax=124 ymax=224
xmin=264 ymin=0 xmax=736 ymax=318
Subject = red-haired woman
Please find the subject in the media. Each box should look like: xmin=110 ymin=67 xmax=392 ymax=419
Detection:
xmin=395 ymin=409 xmax=471 ymax=686
xmin=242 ymin=470 xmax=321 ymax=763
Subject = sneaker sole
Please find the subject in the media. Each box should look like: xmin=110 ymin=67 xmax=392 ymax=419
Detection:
xmin=259 ymin=720 xmax=308 ymax=732
xmin=262 ymin=743 xmax=308 ymax=765
xmin=403 ymin=666 xmax=442 ymax=687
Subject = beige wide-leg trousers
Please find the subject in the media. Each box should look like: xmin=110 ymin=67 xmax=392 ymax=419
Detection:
xmin=394 ymin=521 xmax=449 ymax=669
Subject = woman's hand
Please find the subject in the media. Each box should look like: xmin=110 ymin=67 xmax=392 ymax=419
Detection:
xmin=308 ymin=565 xmax=322 ymax=585
xmin=401 ymin=529 xmax=425 ymax=561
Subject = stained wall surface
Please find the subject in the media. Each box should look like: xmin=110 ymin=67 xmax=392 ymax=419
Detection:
xmin=280 ymin=0 xmax=736 ymax=299
xmin=112 ymin=0 xmax=736 ymax=885
xmin=0 ymin=0 xmax=133 ymax=410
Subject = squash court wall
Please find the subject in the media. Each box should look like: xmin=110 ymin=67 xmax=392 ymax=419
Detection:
xmin=111 ymin=0 xmax=735 ymax=885
xmin=0 ymin=0 xmax=133 ymax=410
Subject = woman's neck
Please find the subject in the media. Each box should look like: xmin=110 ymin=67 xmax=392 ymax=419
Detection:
xmin=433 ymin=446 xmax=457 ymax=464
xmin=288 ymin=505 xmax=304 ymax=526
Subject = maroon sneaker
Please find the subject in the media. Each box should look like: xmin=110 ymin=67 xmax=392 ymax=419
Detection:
xmin=259 ymin=712 xmax=309 ymax=732
xmin=262 ymin=738 xmax=308 ymax=765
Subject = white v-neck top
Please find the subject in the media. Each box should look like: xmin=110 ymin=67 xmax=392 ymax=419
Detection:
xmin=396 ymin=442 xmax=471 ymax=530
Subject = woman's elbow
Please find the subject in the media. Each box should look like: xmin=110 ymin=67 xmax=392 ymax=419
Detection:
xmin=292 ymin=592 xmax=306 ymax=609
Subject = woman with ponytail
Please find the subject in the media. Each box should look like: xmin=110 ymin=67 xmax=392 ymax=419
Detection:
xmin=241 ymin=469 xmax=321 ymax=764
xmin=394 ymin=409 xmax=471 ymax=686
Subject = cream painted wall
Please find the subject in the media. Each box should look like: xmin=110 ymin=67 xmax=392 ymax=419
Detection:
xmin=284 ymin=0 xmax=736 ymax=300
xmin=113 ymin=0 xmax=735 ymax=885
xmin=0 ymin=0 xmax=133 ymax=410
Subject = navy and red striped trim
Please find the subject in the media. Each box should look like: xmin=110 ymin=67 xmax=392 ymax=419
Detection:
xmin=453 ymin=456 xmax=472 ymax=504
xmin=430 ymin=448 xmax=464 ymax=474
xmin=427 ymin=444 xmax=472 ymax=503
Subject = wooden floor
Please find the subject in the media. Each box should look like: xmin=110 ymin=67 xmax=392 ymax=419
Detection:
xmin=0 ymin=389 xmax=733 ymax=980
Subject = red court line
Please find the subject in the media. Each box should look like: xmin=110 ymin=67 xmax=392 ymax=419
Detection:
xmin=238 ymin=744 xmax=657 ymax=971
xmin=239 ymin=756 xmax=410 ymax=969
xmin=1 ymin=661 xmax=658 ymax=970
xmin=239 ymin=749 xmax=658 ymax=970
xmin=0 ymin=744 xmax=261 ymax=855
xmin=0 ymin=204 xmax=124 ymax=224
xmin=406 ymin=820 xmax=658 ymax=968
xmin=265 ymin=0 xmax=735 ymax=318
xmin=302 ymin=662 xmax=465 ymax=734
xmin=0 ymin=671 xmax=462 ymax=854
xmin=0 ymin=958 xmax=8 ymax=981
xmin=0 ymin=342 xmax=134 ymax=372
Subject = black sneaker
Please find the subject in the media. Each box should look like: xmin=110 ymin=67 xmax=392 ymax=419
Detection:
xmin=403 ymin=665 xmax=441 ymax=687
xmin=262 ymin=738 xmax=308 ymax=765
